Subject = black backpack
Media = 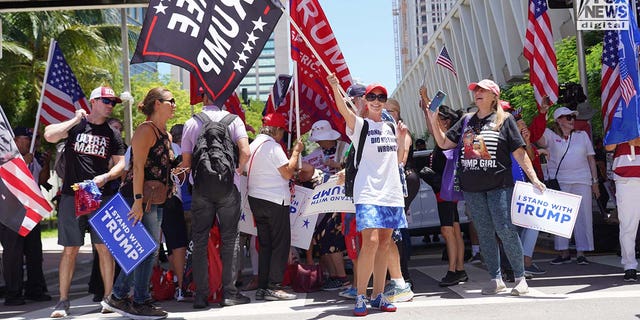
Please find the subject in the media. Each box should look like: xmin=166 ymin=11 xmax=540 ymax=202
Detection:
xmin=344 ymin=120 xmax=369 ymax=197
xmin=191 ymin=112 xmax=238 ymax=199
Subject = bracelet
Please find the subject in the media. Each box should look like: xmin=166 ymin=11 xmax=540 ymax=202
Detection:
xmin=592 ymin=177 xmax=598 ymax=184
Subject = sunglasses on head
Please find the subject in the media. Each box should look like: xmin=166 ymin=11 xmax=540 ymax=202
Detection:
xmin=100 ymin=98 xmax=117 ymax=106
xmin=365 ymin=93 xmax=388 ymax=103
xmin=158 ymin=98 xmax=176 ymax=105
xmin=560 ymin=114 xmax=576 ymax=121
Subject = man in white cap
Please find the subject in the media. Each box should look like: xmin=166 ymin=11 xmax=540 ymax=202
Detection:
xmin=44 ymin=86 xmax=126 ymax=318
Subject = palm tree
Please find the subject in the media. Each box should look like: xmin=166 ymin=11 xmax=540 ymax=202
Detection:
xmin=0 ymin=10 xmax=137 ymax=126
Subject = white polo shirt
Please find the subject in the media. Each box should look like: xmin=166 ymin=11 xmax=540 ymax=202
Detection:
xmin=246 ymin=134 xmax=290 ymax=205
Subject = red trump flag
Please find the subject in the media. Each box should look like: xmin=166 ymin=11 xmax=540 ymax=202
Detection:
xmin=290 ymin=0 xmax=353 ymax=137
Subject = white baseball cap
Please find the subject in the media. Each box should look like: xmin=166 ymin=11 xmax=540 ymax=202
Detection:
xmin=89 ymin=86 xmax=122 ymax=103
xmin=553 ymin=106 xmax=578 ymax=120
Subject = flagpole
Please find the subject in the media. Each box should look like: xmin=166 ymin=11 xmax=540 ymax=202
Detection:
xmin=288 ymin=64 xmax=296 ymax=151
xmin=294 ymin=63 xmax=301 ymax=168
xmin=276 ymin=2 xmax=356 ymax=112
xmin=30 ymin=38 xmax=56 ymax=155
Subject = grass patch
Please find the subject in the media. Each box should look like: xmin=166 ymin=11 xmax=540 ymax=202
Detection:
xmin=41 ymin=228 xmax=58 ymax=239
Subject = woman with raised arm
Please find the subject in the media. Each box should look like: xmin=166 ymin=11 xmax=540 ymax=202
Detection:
xmin=420 ymin=80 xmax=544 ymax=297
xmin=328 ymin=74 xmax=408 ymax=316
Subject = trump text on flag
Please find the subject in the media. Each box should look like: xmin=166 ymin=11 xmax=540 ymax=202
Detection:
xmin=131 ymin=0 xmax=282 ymax=106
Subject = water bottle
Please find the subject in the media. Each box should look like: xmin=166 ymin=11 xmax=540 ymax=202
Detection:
xmin=399 ymin=163 xmax=408 ymax=197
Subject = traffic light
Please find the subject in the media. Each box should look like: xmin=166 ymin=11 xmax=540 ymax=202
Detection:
xmin=548 ymin=0 xmax=573 ymax=9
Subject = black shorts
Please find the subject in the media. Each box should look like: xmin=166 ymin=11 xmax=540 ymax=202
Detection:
xmin=437 ymin=201 xmax=459 ymax=227
xmin=161 ymin=196 xmax=188 ymax=252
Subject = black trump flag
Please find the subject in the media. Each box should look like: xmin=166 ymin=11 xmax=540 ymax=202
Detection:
xmin=131 ymin=0 xmax=283 ymax=105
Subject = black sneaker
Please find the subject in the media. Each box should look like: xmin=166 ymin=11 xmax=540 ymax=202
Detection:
xmin=467 ymin=253 xmax=483 ymax=264
xmin=550 ymin=255 xmax=571 ymax=265
xmin=101 ymin=294 xmax=131 ymax=316
xmin=439 ymin=271 xmax=460 ymax=287
xmin=255 ymin=288 xmax=266 ymax=301
xmin=223 ymin=292 xmax=251 ymax=306
xmin=4 ymin=295 xmax=25 ymax=306
xmin=456 ymin=270 xmax=469 ymax=282
xmin=130 ymin=301 xmax=168 ymax=320
xmin=576 ymin=256 xmax=590 ymax=265
xmin=624 ymin=269 xmax=638 ymax=282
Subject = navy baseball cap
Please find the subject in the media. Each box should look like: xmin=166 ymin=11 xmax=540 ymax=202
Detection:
xmin=347 ymin=83 xmax=366 ymax=98
xmin=13 ymin=126 xmax=32 ymax=137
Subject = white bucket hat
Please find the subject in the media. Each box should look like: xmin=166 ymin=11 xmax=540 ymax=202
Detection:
xmin=308 ymin=120 xmax=340 ymax=142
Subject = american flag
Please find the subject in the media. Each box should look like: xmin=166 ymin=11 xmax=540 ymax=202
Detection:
xmin=0 ymin=107 xmax=53 ymax=236
xmin=435 ymin=46 xmax=457 ymax=77
xmin=39 ymin=40 xmax=89 ymax=126
xmin=523 ymin=0 xmax=558 ymax=109
xmin=601 ymin=30 xmax=621 ymax=134
xmin=619 ymin=42 xmax=637 ymax=106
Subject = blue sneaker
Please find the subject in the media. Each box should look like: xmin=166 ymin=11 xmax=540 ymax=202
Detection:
xmin=369 ymin=293 xmax=397 ymax=312
xmin=353 ymin=294 xmax=368 ymax=316
xmin=339 ymin=287 xmax=357 ymax=299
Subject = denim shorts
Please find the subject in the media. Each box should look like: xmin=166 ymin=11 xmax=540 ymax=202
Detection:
xmin=355 ymin=204 xmax=407 ymax=232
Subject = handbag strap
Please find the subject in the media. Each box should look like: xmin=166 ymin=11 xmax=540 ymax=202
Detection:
xmin=552 ymin=132 xmax=572 ymax=179
xmin=246 ymin=139 xmax=269 ymax=192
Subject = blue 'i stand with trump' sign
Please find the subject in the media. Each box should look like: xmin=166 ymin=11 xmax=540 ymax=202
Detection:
xmin=89 ymin=193 xmax=157 ymax=274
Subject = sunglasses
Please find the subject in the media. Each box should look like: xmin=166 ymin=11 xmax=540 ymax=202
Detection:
xmin=100 ymin=98 xmax=117 ymax=106
xmin=158 ymin=98 xmax=176 ymax=105
xmin=365 ymin=93 xmax=388 ymax=103
xmin=559 ymin=114 xmax=576 ymax=121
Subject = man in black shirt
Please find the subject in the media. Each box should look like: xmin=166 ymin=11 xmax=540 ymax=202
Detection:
xmin=43 ymin=86 xmax=126 ymax=318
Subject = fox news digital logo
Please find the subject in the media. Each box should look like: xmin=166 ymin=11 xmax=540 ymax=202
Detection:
xmin=577 ymin=0 xmax=630 ymax=30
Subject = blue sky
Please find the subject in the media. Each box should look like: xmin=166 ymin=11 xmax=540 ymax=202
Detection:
xmin=318 ymin=0 xmax=397 ymax=93
xmin=158 ymin=1 xmax=397 ymax=93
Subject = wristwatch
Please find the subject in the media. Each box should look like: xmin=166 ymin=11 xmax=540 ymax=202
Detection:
xmin=592 ymin=178 xmax=598 ymax=184
xmin=134 ymin=193 xmax=143 ymax=200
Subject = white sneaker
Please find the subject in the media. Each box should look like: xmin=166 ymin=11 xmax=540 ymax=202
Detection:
xmin=50 ymin=299 xmax=70 ymax=318
xmin=384 ymin=282 xmax=414 ymax=303
xmin=481 ymin=278 xmax=506 ymax=295
xmin=511 ymin=278 xmax=529 ymax=296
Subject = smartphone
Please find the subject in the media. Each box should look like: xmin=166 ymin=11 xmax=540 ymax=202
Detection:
xmin=429 ymin=90 xmax=447 ymax=111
